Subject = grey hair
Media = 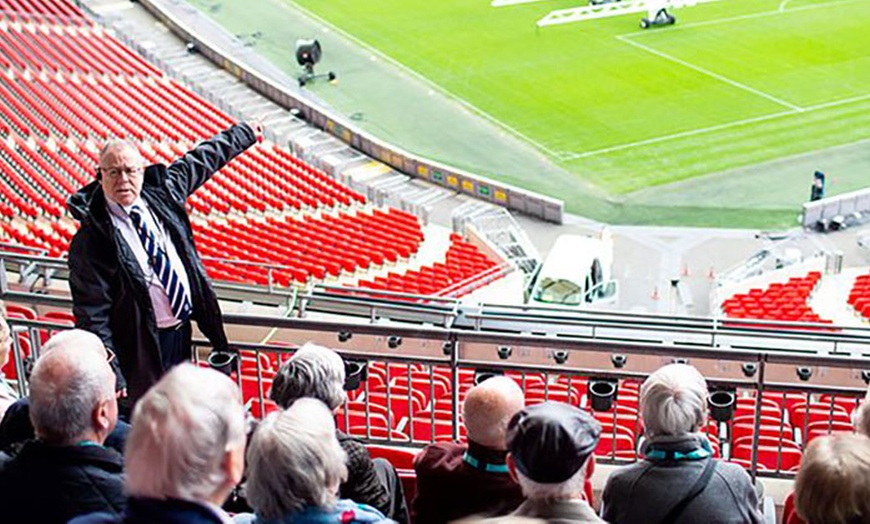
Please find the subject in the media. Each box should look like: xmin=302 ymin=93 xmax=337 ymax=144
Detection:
xmin=515 ymin=463 xmax=587 ymax=501
xmin=98 ymin=139 xmax=141 ymax=164
xmin=855 ymin=386 xmax=870 ymax=437
xmin=29 ymin=330 xmax=115 ymax=445
xmin=246 ymin=398 xmax=349 ymax=520
xmin=463 ymin=376 xmax=525 ymax=449
xmin=125 ymin=364 xmax=246 ymax=502
xmin=269 ymin=343 xmax=346 ymax=410
xmin=640 ymin=363 xmax=708 ymax=437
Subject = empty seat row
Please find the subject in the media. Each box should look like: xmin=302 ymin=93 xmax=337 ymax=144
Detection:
xmin=721 ymin=271 xmax=832 ymax=325
xmin=356 ymin=234 xmax=500 ymax=297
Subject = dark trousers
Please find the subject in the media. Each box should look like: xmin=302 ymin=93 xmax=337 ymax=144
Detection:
xmin=157 ymin=320 xmax=192 ymax=371
xmin=373 ymin=457 xmax=410 ymax=524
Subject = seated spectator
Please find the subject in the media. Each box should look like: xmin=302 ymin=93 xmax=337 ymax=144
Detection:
xmin=0 ymin=333 xmax=129 ymax=456
xmin=270 ymin=343 xmax=407 ymax=522
xmin=504 ymin=402 xmax=602 ymax=523
xmin=72 ymin=363 xmax=246 ymax=524
xmin=0 ymin=311 xmax=16 ymax=419
xmin=236 ymin=398 xmax=391 ymax=524
xmin=794 ymin=433 xmax=870 ymax=524
xmin=601 ymin=364 xmax=761 ymax=524
xmin=0 ymin=330 xmax=124 ymax=523
xmin=412 ymin=375 xmax=525 ymax=523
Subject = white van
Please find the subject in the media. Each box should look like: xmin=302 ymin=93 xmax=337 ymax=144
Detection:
xmin=528 ymin=231 xmax=618 ymax=308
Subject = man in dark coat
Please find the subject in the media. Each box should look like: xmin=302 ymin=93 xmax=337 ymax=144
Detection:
xmin=67 ymin=122 xmax=260 ymax=403
xmin=0 ymin=330 xmax=124 ymax=523
xmin=412 ymin=376 xmax=526 ymax=524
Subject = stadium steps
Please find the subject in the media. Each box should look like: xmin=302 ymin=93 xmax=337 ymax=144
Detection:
xmin=809 ymin=268 xmax=869 ymax=327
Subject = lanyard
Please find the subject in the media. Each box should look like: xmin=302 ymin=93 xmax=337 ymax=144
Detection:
xmin=463 ymin=451 xmax=510 ymax=473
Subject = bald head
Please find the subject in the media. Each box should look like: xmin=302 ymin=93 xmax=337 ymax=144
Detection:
xmin=463 ymin=376 xmax=525 ymax=449
xmin=29 ymin=329 xmax=117 ymax=445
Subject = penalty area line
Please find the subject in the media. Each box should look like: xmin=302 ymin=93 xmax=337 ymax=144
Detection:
xmin=560 ymin=91 xmax=870 ymax=160
xmin=619 ymin=0 xmax=869 ymax=37
xmin=615 ymin=35 xmax=803 ymax=112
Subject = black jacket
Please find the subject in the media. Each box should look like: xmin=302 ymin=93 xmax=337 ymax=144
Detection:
xmin=70 ymin=497 xmax=228 ymax=524
xmin=67 ymin=123 xmax=256 ymax=402
xmin=337 ymin=430 xmax=392 ymax=517
xmin=0 ymin=439 xmax=126 ymax=523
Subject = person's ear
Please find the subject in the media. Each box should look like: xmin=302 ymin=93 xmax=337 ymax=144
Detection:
xmin=223 ymin=440 xmax=246 ymax=486
xmin=506 ymin=453 xmax=519 ymax=483
xmin=93 ymin=397 xmax=114 ymax=435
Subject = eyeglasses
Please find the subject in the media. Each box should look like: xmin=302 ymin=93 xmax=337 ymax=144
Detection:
xmin=101 ymin=166 xmax=144 ymax=179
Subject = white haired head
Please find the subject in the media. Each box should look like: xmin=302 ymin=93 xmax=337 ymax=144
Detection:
xmin=28 ymin=329 xmax=116 ymax=445
xmin=245 ymin=398 xmax=348 ymax=520
xmin=513 ymin=465 xmax=587 ymax=501
xmin=125 ymin=364 xmax=246 ymax=505
xmin=269 ymin=343 xmax=346 ymax=410
xmin=640 ymin=363 xmax=708 ymax=437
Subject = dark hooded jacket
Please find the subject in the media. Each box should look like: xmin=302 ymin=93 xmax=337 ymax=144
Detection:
xmin=0 ymin=439 xmax=126 ymax=523
xmin=67 ymin=123 xmax=256 ymax=402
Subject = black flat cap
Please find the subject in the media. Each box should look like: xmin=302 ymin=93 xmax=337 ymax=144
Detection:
xmin=507 ymin=402 xmax=601 ymax=483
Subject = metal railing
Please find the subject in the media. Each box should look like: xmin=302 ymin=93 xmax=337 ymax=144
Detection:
xmin=4 ymin=307 xmax=869 ymax=481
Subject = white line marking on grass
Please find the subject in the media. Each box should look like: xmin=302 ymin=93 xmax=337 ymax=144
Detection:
xmin=615 ymin=35 xmax=804 ymax=111
xmin=779 ymin=0 xmax=793 ymax=12
xmin=491 ymin=0 xmax=550 ymax=6
xmin=562 ymin=91 xmax=870 ymax=160
xmin=619 ymin=0 xmax=868 ymax=37
xmin=276 ymin=0 xmax=566 ymax=159
xmin=561 ymin=110 xmax=793 ymax=160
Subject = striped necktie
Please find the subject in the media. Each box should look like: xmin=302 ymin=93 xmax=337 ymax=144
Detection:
xmin=128 ymin=204 xmax=192 ymax=322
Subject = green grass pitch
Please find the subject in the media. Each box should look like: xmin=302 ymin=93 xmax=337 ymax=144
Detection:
xmin=192 ymin=0 xmax=870 ymax=227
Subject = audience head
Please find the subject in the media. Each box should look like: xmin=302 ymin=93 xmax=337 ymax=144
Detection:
xmin=853 ymin=386 xmax=870 ymax=437
xmin=506 ymin=402 xmax=600 ymax=500
xmin=125 ymin=364 xmax=246 ymax=506
xmin=269 ymin=343 xmax=346 ymax=411
xmin=98 ymin=139 xmax=145 ymax=207
xmin=463 ymin=375 xmax=525 ymax=449
xmin=246 ymin=398 xmax=348 ymax=520
xmin=795 ymin=433 xmax=870 ymax=524
xmin=28 ymin=329 xmax=117 ymax=446
xmin=640 ymin=363 xmax=708 ymax=437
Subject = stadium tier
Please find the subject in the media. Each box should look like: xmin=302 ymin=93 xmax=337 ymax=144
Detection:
xmin=0 ymin=1 xmax=504 ymax=297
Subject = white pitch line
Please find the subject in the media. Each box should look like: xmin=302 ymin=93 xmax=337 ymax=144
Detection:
xmin=619 ymin=0 xmax=868 ymax=37
xmin=491 ymin=0 xmax=550 ymax=6
xmin=779 ymin=0 xmax=793 ymax=11
xmin=561 ymin=91 xmax=870 ymax=160
xmin=560 ymin=109 xmax=793 ymax=160
xmin=615 ymin=35 xmax=804 ymax=111
xmin=273 ymin=0 xmax=564 ymax=159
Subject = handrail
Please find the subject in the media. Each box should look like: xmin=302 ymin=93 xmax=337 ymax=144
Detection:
xmin=4 ymin=306 xmax=869 ymax=480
